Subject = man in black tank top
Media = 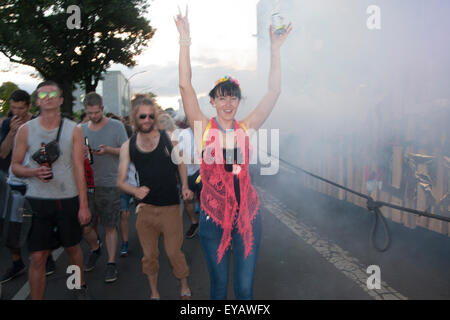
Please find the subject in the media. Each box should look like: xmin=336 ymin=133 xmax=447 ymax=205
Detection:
xmin=117 ymin=96 xmax=193 ymax=300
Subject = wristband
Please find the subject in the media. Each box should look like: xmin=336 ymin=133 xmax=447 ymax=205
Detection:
xmin=179 ymin=37 xmax=191 ymax=46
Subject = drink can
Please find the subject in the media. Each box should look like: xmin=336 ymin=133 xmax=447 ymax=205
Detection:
xmin=271 ymin=12 xmax=286 ymax=36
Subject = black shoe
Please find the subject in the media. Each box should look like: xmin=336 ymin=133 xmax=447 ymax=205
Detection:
xmin=73 ymin=285 xmax=91 ymax=300
xmin=0 ymin=263 xmax=26 ymax=284
xmin=46 ymin=256 xmax=56 ymax=276
xmin=85 ymin=249 xmax=101 ymax=272
xmin=185 ymin=223 xmax=199 ymax=239
xmin=104 ymin=264 xmax=118 ymax=283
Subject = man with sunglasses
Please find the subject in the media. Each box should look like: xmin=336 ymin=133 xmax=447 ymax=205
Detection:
xmin=80 ymin=92 xmax=128 ymax=283
xmin=11 ymin=81 xmax=91 ymax=299
xmin=117 ymin=96 xmax=193 ymax=300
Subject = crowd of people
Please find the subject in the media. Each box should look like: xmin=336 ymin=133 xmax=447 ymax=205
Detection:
xmin=0 ymin=86 xmax=201 ymax=300
xmin=0 ymin=7 xmax=291 ymax=300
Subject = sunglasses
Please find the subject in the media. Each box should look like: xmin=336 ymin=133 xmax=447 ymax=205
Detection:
xmin=37 ymin=91 xmax=59 ymax=99
xmin=138 ymin=113 xmax=155 ymax=120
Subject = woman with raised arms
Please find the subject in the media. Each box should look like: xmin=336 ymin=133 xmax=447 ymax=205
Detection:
xmin=175 ymin=6 xmax=291 ymax=300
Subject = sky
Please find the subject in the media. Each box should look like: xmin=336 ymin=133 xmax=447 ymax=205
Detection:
xmin=0 ymin=0 xmax=260 ymax=110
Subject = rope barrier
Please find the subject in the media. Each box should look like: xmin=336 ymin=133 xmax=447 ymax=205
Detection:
xmin=259 ymin=150 xmax=450 ymax=252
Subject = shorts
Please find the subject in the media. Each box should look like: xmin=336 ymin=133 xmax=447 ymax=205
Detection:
xmin=120 ymin=192 xmax=133 ymax=212
xmin=26 ymin=196 xmax=82 ymax=252
xmin=188 ymin=170 xmax=202 ymax=198
xmin=87 ymin=186 xmax=121 ymax=229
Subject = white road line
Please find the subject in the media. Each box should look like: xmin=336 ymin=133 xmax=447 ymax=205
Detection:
xmin=256 ymin=186 xmax=408 ymax=300
xmin=12 ymin=247 xmax=64 ymax=300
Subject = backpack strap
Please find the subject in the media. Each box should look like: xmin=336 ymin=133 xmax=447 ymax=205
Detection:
xmin=56 ymin=118 xmax=64 ymax=142
xmin=159 ymin=130 xmax=179 ymax=175
xmin=159 ymin=130 xmax=173 ymax=154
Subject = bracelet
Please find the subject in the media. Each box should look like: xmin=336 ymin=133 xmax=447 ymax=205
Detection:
xmin=179 ymin=37 xmax=191 ymax=46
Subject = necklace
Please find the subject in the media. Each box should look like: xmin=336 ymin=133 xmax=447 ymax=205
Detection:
xmin=215 ymin=117 xmax=234 ymax=133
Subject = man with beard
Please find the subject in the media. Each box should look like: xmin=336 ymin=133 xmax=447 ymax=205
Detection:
xmin=81 ymin=92 xmax=128 ymax=283
xmin=117 ymin=96 xmax=193 ymax=300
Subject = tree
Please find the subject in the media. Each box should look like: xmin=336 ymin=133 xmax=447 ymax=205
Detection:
xmin=0 ymin=0 xmax=155 ymax=114
xmin=0 ymin=81 xmax=19 ymax=116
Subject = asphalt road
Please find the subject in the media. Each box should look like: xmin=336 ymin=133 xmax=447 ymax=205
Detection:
xmin=1 ymin=167 xmax=449 ymax=300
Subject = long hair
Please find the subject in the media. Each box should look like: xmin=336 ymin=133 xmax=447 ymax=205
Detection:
xmin=130 ymin=95 xmax=157 ymax=129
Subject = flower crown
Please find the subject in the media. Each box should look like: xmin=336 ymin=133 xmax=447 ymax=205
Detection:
xmin=214 ymin=75 xmax=240 ymax=87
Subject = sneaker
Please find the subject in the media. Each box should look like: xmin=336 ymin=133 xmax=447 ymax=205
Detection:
xmin=0 ymin=263 xmax=26 ymax=284
xmin=73 ymin=285 xmax=91 ymax=300
xmin=104 ymin=264 xmax=118 ymax=283
xmin=84 ymin=249 xmax=101 ymax=272
xmin=120 ymin=243 xmax=129 ymax=257
xmin=185 ymin=223 xmax=199 ymax=239
xmin=97 ymin=236 xmax=103 ymax=248
xmin=46 ymin=256 xmax=56 ymax=276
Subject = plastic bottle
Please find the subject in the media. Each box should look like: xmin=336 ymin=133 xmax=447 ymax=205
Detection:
xmin=85 ymin=137 xmax=94 ymax=165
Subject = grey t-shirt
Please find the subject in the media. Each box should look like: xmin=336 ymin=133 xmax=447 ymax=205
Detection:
xmin=81 ymin=118 xmax=128 ymax=187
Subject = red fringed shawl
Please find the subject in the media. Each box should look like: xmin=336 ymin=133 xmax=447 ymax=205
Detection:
xmin=200 ymin=118 xmax=260 ymax=263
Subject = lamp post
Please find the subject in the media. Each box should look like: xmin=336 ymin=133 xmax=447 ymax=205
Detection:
xmin=121 ymin=70 xmax=149 ymax=115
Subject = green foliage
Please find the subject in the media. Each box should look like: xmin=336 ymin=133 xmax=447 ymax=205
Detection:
xmin=0 ymin=0 xmax=155 ymax=114
xmin=0 ymin=81 xmax=20 ymax=116
xmin=72 ymin=109 xmax=85 ymax=123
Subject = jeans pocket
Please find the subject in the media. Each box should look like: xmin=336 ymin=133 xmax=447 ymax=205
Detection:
xmin=199 ymin=211 xmax=222 ymax=240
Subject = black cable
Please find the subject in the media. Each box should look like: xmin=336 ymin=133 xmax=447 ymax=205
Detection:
xmin=264 ymin=149 xmax=450 ymax=222
xmin=367 ymin=198 xmax=391 ymax=252
xmin=260 ymin=149 xmax=450 ymax=252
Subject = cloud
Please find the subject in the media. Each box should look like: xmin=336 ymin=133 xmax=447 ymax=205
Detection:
xmin=122 ymin=63 xmax=258 ymax=100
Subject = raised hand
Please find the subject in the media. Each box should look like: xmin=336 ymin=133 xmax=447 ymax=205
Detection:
xmin=174 ymin=5 xmax=190 ymax=39
xmin=270 ymin=23 xmax=292 ymax=49
xmin=10 ymin=115 xmax=24 ymax=134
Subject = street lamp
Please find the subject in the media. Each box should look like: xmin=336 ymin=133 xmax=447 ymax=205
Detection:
xmin=121 ymin=70 xmax=149 ymax=115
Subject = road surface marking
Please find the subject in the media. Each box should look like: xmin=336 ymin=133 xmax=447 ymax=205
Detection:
xmin=256 ymin=186 xmax=408 ymax=300
xmin=12 ymin=247 xmax=64 ymax=300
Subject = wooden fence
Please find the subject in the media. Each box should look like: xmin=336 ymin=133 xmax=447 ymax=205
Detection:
xmin=292 ymin=108 xmax=450 ymax=237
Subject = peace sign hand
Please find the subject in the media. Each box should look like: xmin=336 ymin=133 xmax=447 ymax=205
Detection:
xmin=174 ymin=5 xmax=190 ymax=39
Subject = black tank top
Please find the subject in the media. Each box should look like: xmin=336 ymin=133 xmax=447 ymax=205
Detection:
xmin=129 ymin=131 xmax=179 ymax=206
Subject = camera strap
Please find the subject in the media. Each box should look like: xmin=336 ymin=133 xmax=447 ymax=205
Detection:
xmin=56 ymin=118 xmax=64 ymax=142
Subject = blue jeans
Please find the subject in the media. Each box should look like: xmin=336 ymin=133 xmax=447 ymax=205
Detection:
xmin=199 ymin=210 xmax=262 ymax=300
xmin=120 ymin=192 xmax=133 ymax=212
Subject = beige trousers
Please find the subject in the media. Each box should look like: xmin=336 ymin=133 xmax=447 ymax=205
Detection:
xmin=136 ymin=203 xmax=189 ymax=279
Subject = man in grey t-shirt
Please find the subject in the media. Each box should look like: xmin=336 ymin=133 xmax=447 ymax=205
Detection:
xmin=80 ymin=92 xmax=128 ymax=283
